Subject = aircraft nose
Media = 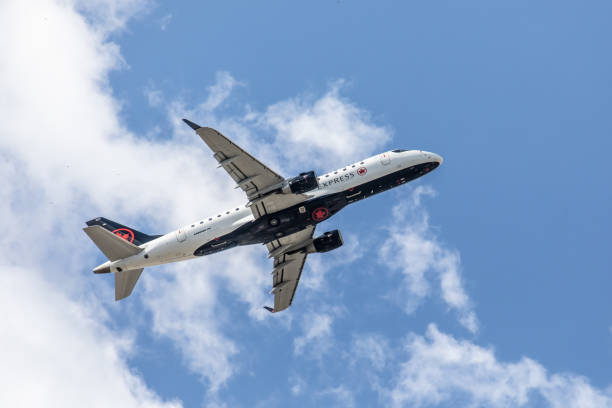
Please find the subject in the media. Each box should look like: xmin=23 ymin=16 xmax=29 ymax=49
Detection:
xmin=422 ymin=151 xmax=443 ymax=165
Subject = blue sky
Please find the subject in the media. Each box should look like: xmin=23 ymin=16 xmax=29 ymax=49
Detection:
xmin=1 ymin=1 xmax=611 ymax=407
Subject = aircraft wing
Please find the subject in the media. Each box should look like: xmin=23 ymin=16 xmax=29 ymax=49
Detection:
xmin=264 ymin=226 xmax=315 ymax=313
xmin=183 ymin=119 xmax=285 ymax=199
xmin=183 ymin=119 xmax=314 ymax=219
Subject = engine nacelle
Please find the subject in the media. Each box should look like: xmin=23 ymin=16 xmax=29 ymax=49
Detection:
xmin=282 ymin=171 xmax=318 ymax=195
xmin=309 ymin=230 xmax=344 ymax=253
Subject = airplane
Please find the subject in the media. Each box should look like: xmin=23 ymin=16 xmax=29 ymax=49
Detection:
xmin=83 ymin=119 xmax=443 ymax=313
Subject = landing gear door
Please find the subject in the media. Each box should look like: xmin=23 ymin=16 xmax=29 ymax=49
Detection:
xmin=380 ymin=152 xmax=391 ymax=165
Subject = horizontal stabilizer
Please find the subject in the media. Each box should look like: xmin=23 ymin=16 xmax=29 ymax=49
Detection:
xmin=83 ymin=225 xmax=143 ymax=261
xmin=115 ymin=268 xmax=143 ymax=300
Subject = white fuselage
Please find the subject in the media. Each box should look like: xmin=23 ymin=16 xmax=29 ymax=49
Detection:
xmin=104 ymin=149 xmax=442 ymax=273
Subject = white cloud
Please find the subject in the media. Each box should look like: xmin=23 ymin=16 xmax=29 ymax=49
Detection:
xmin=380 ymin=186 xmax=478 ymax=333
xmin=142 ymin=264 xmax=238 ymax=393
xmin=159 ymin=13 xmax=172 ymax=31
xmin=0 ymin=0 xmax=181 ymax=405
xmin=294 ymin=312 xmax=335 ymax=356
xmin=349 ymin=334 xmax=390 ymax=371
xmin=141 ymin=246 xmax=272 ymax=392
xmin=289 ymin=376 xmax=307 ymax=396
xmin=0 ymin=265 xmax=181 ymax=408
xmin=319 ymin=385 xmax=356 ymax=408
xmin=145 ymin=84 xmax=164 ymax=107
xmin=200 ymin=71 xmax=244 ymax=112
xmin=74 ymin=0 xmax=150 ymax=34
xmin=256 ymin=80 xmax=391 ymax=170
xmin=388 ymin=324 xmax=612 ymax=408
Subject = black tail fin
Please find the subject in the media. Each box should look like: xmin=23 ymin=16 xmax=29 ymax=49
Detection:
xmin=85 ymin=217 xmax=161 ymax=246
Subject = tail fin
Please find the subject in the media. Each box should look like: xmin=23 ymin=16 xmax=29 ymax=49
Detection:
xmin=83 ymin=225 xmax=146 ymax=301
xmin=85 ymin=217 xmax=160 ymax=246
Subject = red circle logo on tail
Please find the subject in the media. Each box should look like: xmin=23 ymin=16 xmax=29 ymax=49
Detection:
xmin=357 ymin=167 xmax=367 ymax=176
xmin=312 ymin=207 xmax=330 ymax=221
xmin=112 ymin=228 xmax=135 ymax=243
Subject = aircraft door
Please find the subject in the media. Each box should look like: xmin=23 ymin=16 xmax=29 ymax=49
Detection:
xmin=380 ymin=152 xmax=391 ymax=165
xmin=176 ymin=228 xmax=187 ymax=242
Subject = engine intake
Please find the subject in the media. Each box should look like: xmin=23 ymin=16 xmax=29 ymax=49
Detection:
xmin=310 ymin=230 xmax=344 ymax=253
xmin=283 ymin=171 xmax=318 ymax=194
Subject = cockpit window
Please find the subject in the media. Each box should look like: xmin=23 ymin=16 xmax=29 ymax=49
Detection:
xmin=392 ymin=149 xmax=408 ymax=153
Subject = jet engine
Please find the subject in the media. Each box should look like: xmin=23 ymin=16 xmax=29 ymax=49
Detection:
xmin=308 ymin=230 xmax=344 ymax=253
xmin=282 ymin=171 xmax=319 ymax=194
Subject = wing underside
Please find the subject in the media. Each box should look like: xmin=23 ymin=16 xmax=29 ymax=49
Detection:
xmin=188 ymin=123 xmax=285 ymax=198
xmin=265 ymin=226 xmax=315 ymax=312
xmin=183 ymin=120 xmax=312 ymax=219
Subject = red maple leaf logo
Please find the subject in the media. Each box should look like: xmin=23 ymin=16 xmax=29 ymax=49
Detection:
xmin=112 ymin=228 xmax=135 ymax=243
xmin=357 ymin=167 xmax=367 ymax=176
xmin=312 ymin=207 xmax=329 ymax=221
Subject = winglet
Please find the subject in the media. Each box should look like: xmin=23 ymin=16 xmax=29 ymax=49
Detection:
xmin=182 ymin=118 xmax=202 ymax=130
xmin=263 ymin=306 xmax=276 ymax=313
